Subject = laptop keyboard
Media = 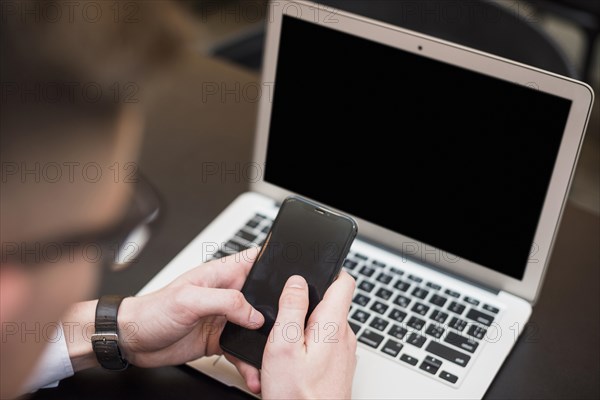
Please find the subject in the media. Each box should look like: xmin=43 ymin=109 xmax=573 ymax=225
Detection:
xmin=210 ymin=213 xmax=502 ymax=387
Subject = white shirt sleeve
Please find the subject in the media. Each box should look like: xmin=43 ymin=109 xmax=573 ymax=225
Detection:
xmin=21 ymin=322 xmax=75 ymax=393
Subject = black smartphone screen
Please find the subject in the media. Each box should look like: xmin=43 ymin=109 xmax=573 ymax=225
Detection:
xmin=219 ymin=196 xmax=357 ymax=368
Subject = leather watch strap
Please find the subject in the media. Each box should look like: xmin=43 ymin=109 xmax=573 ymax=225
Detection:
xmin=92 ymin=295 xmax=129 ymax=370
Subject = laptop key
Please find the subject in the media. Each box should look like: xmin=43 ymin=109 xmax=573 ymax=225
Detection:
xmin=375 ymin=287 xmax=393 ymax=301
xmin=425 ymin=324 xmax=445 ymax=339
xmin=400 ymin=354 xmax=418 ymax=366
xmin=354 ymin=253 xmax=368 ymax=260
xmin=407 ymin=332 xmax=426 ymax=348
xmin=376 ymin=273 xmax=393 ymax=285
xmin=219 ymin=246 xmax=236 ymax=255
xmin=369 ymin=317 xmax=389 ymax=332
xmin=388 ymin=324 xmax=408 ymax=340
xmin=419 ymin=356 xmax=442 ymax=374
xmin=351 ymin=310 xmax=371 ymax=324
xmin=358 ymin=329 xmax=384 ymax=348
xmin=444 ymin=289 xmax=460 ymax=298
xmin=235 ymin=230 xmax=257 ymax=243
xmin=483 ymin=304 xmax=500 ymax=314
xmin=426 ymin=282 xmax=441 ymax=290
xmin=412 ymin=287 xmax=429 ymax=299
xmin=408 ymin=274 xmax=423 ymax=283
xmin=261 ymin=225 xmax=270 ymax=234
xmin=343 ymin=259 xmax=358 ymax=270
xmin=439 ymin=371 xmax=458 ymax=384
xmin=394 ymin=294 xmax=411 ymax=308
xmin=390 ymin=267 xmax=404 ymax=276
xmin=358 ymin=280 xmax=375 ymax=293
xmin=445 ymin=331 xmax=479 ymax=353
xmin=448 ymin=301 xmax=466 ymax=315
xmin=370 ymin=301 xmax=389 ymax=315
xmin=467 ymin=325 xmax=487 ymax=340
xmin=394 ymin=280 xmax=411 ymax=292
xmin=381 ymin=339 xmax=403 ymax=357
xmin=211 ymin=250 xmax=227 ymax=260
xmin=246 ymin=219 xmax=260 ymax=228
xmin=466 ymin=309 xmax=494 ymax=326
xmin=426 ymin=341 xmax=471 ymax=367
xmin=411 ymin=302 xmax=430 ymax=316
xmin=430 ymin=310 xmax=449 ymax=324
xmin=425 ymin=355 xmax=442 ymax=368
xmin=420 ymin=361 xmax=439 ymax=375
xmin=224 ymin=240 xmax=247 ymax=253
xmin=429 ymin=294 xmax=447 ymax=307
xmin=349 ymin=321 xmax=361 ymax=334
xmin=449 ymin=317 xmax=467 ymax=332
xmin=359 ymin=266 xmax=376 ymax=278
xmin=388 ymin=308 xmax=407 ymax=323
xmin=407 ymin=316 xmax=425 ymax=331
xmin=352 ymin=293 xmax=370 ymax=307
xmin=463 ymin=296 xmax=480 ymax=306
xmin=372 ymin=260 xmax=386 ymax=268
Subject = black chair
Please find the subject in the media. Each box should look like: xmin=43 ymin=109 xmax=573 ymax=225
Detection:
xmin=210 ymin=0 xmax=577 ymax=79
xmin=532 ymin=0 xmax=600 ymax=82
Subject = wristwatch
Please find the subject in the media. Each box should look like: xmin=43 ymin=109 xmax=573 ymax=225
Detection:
xmin=91 ymin=295 xmax=130 ymax=371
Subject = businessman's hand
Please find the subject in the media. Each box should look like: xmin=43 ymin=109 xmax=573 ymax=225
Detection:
xmin=239 ymin=272 xmax=358 ymax=398
xmin=115 ymin=248 xmax=264 ymax=368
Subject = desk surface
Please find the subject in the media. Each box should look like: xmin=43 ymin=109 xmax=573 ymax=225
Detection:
xmin=32 ymin=55 xmax=600 ymax=400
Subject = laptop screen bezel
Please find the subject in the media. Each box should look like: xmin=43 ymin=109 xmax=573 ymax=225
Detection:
xmin=250 ymin=0 xmax=594 ymax=303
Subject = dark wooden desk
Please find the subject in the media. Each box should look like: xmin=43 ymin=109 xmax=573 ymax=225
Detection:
xmin=31 ymin=55 xmax=600 ymax=400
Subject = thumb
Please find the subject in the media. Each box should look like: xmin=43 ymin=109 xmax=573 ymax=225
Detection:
xmin=270 ymin=275 xmax=309 ymax=350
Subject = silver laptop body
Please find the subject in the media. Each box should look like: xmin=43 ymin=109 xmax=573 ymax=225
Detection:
xmin=139 ymin=1 xmax=594 ymax=398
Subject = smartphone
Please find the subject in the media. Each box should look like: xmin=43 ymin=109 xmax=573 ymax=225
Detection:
xmin=219 ymin=196 xmax=358 ymax=368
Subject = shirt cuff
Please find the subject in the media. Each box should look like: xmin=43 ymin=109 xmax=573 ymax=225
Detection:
xmin=21 ymin=321 xmax=75 ymax=393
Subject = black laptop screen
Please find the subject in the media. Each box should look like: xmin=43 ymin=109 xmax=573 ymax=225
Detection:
xmin=264 ymin=15 xmax=572 ymax=280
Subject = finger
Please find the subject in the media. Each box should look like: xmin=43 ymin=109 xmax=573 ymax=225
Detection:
xmin=178 ymin=287 xmax=264 ymax=329
xmin=184 ymin=247 xmax=261 ymax=289
xmin=270 ymin=275 xmax=309 ymax=352
xmin=308 ymin=270 xmax=355 ymax=327
xmin=223 ymin=353 xmax=261 ymax=394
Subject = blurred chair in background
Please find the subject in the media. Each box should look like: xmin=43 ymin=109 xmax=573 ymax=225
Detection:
xmin=210 ymin=0 xmax=577 ymax=79
xmin=532 ymin=0 xmax=600 ymax=82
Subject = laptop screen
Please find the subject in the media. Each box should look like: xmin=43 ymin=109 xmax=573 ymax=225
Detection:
xmin=264 ymin=15 xmax=572 ymax=280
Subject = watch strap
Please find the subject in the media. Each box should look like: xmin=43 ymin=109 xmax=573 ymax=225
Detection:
xmin=92 ymin=295 xmax=129 ymax=370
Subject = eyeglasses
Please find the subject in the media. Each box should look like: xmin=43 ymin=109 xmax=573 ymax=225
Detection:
xmin=1 ymin=174 xmax=162 ymax=271
xmin=95 ymin=174 xmax=162 ymax=271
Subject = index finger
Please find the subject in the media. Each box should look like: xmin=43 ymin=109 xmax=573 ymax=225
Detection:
xmin=182 ymin=247 xmax=260 ymax=289
xmin=308 ymin=270 xmax=355 ymax=327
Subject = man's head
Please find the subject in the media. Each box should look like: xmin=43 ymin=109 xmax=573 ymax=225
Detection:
xmin=0 ymin=1 xmax=190 ymax=396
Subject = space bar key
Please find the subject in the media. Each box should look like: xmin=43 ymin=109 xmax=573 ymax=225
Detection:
xmin=426 ymin=341 xmax=471 ymax=367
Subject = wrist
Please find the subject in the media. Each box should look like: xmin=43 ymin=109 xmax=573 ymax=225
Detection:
xmin=116 ymin=296 xmax=138 ymax=362
xmin=63 ymin=300 xmax=100 ymax=372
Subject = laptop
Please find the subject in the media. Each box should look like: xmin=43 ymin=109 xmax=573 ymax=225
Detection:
xmin=138 ymin=1 xmax=594 ymax=398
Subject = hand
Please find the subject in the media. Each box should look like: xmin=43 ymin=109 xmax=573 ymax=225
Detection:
xmin=116 ymin=248 xmax=265 ymax=371
xmin=239 ymin=271 xmax=358 ymax=399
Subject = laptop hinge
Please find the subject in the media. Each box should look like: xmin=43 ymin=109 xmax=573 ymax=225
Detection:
xmin=357 ymin=234 xmax=500 ymax=295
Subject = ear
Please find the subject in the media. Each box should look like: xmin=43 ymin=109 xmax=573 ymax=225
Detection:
xmin=0 ymin=264 xmax=32 ymax=324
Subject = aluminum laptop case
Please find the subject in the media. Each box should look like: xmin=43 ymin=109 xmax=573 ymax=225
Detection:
xmin=139 ymin=1 xmax=593 ymax=398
